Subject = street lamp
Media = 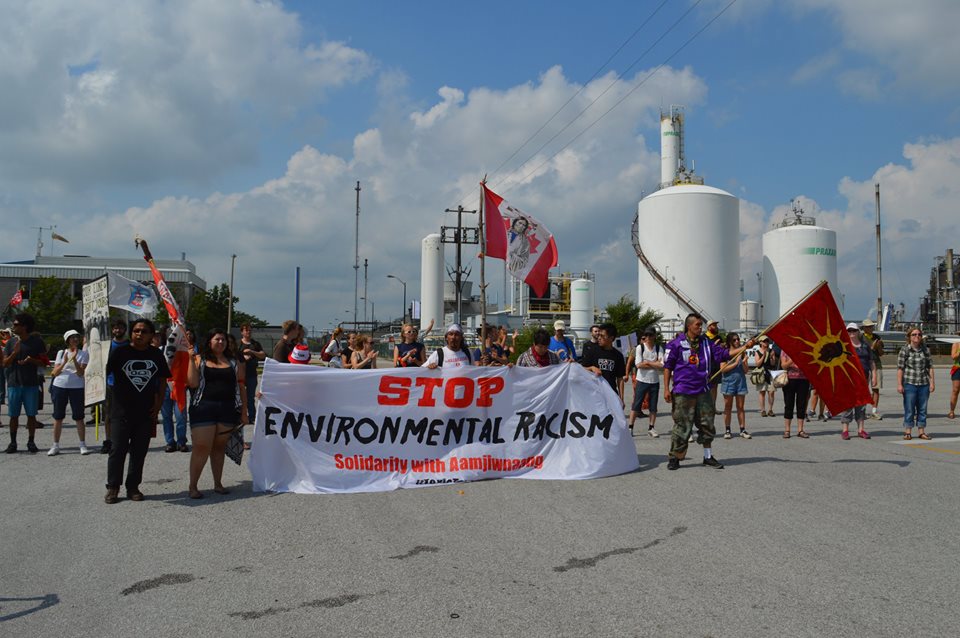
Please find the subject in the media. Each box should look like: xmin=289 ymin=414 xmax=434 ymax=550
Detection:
xmin=387 ymin=275 xmax=407 ymax=325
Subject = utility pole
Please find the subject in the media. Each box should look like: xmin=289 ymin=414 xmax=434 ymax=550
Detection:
xmin=295 ymin=266 xmax=301 ymax=324
xmin=441 ymin=205 xmax=479 ymax=324
xmin=227 ymin=254 xmax=236 ymax=333
xmin=354 ymin=181 xmax=361 ymax=331
xmin=875 ymin=183 xmax=883 ymax=323
xmin=363 ymin=258 xmax=369 ymax=325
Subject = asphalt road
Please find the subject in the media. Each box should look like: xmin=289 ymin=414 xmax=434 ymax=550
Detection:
xmin=2 ymin=366 xmax=958 ymax=637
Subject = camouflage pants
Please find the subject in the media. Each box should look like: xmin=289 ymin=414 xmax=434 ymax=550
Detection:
xmin=669 ymin=392 xmax=716 ymax=460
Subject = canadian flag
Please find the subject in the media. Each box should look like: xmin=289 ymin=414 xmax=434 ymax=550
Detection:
xmin=8 ymin=289 xmax=23 ymax=307
xmin=482 ymin=184 xmax=558 ymax=297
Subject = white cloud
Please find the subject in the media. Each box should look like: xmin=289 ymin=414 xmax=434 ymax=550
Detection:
xmin=2 ymin=61 xmax=707 ymax=326
xmin=791 ymin=51 xmax=840 ymax=84
xmin=0 ymin=0 xmax=373 ymax=187
xmin=790 ymin=0 xmax=960 ymax=91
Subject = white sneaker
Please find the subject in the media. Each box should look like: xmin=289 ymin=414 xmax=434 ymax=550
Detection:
xmin=79 ymin=445 xmax=91 ymax=455
xmin=739 ymin=430 xmax=752 ymax=439
xmin=688 ymin=434 xmax=695 ymax=442
xmin=647 ymin=428 xmax=660 ymax=438
xmin=47 ymin=445 xmax=60 ymax=456
xmin=723 ymin=430 xmax=733 ymax=439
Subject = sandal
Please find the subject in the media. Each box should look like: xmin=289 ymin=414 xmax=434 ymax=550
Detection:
xmin=214 ymin=487 xmax=230 ymax=495
xmin=797 ymin=431 xmax=809 ymax=438
xmin=189 ymin=490 xmax=204 ymax=499
xmin=903 ymin=433 xmax=912 ymax=441
xmin=949 ymin=412 xmax=956 ymax=420
xmin=918 ymin=433 xmax=932 ymax=441
xmin=783 ymin=431 xmax=791 ymax=439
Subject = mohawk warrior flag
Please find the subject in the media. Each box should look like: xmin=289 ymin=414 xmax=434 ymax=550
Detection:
xmin=764 ymin=281 xmax=873 ymax=415
xmin=136 ymin=238 xmax=190 ymax=411
xmin=482 ymin=184 xmax=558 ymax=297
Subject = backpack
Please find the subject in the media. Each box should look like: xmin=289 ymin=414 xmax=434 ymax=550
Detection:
xmin=320 ymin=339 xmax=336 ymax=362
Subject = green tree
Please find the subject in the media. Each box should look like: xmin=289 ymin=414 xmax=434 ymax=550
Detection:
xmin=603 ymin=295 xmax=663 ymax=341
xmin=26 ymin=276 xmax=78 ymax=335
xmin=185 ymin=283 xmax=266 ymax=334
xmin=508 ymin=326 xmax=541 ymax=364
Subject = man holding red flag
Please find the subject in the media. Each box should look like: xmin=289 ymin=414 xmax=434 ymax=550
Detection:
xmin=763 ymin=282 xmax=874 ymax=436
xmin=664 ymin=313 xmax=755 ymax=471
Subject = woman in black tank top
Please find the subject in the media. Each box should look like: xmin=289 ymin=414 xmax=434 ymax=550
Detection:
xmin=186 ymin=329 xmax=248 ymax=499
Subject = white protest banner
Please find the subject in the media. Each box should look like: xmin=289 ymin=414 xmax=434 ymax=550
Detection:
xmin=82 ymin=275 xmax=110 ymax=405
xmin=249 ymin=360 xmax=639 ymax=493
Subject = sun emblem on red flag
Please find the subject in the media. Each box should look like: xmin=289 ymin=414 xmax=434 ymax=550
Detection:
xmin=789 ymin=314 xmax=863 ymax=390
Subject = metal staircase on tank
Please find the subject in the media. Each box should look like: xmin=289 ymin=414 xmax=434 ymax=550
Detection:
xmin=631 ymin=211 xmax=706 ymax=317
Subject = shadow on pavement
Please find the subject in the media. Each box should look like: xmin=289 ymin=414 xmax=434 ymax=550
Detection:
xmin=153 ymin=479 xmax=266 ymax=506
xmin=0 ymin=594 xmax=59 ymax=622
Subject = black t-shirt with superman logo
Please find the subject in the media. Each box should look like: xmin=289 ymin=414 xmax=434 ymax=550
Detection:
xmin=106 ymin=345 xmax=170 ymax=419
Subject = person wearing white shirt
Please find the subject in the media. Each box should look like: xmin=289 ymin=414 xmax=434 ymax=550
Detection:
xmin=49 ymin=330 xmax=91 ymax=455
xmin=627 ymin=328 xmax=664 ymax=437
xmin=423 ymin=324 xmax=474 ymax=369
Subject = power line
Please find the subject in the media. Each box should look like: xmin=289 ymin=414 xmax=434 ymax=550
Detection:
xmin=489 ymin=0 xmax=704 ymax=195
xmin=484 ymin=0 xmax=673 ymax=183
xmin=495 ymin=0 xmax=738 ymax=199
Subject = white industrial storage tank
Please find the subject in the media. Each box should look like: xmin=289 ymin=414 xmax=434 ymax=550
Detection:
xmin=636 ymin=184 xmax=740 ymax=329
xmin=420 ymin=234 xmax=444 ymax=331
xmin=761 ymin=209 xmax=840 ymax=323
xmin=739 ymin=300 xmax=759 ymax=333
xmin=569 ymin=278 xmax=594 ymax=339
xmin=633 ymin=106 xmax=740 ymax=330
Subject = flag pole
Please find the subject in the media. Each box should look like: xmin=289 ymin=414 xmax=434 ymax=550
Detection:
xmin=479 ymin=177 xmax=488 ymax=348
xmin=708 ymin=280 xmax=828 ymax=383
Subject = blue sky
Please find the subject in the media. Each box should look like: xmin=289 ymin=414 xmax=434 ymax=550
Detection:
xmin=1 ymin=0 xmax=958 ymax=330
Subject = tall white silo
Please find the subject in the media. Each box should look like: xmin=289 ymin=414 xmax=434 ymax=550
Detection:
xmin=761 ymin=210 xmax=840 ymax=323
xmin=420 ymin=234 xmax=444 ymax=331
xmin=569 ymin=278 xmax=594 ymax=339
xmin=636 ymin=184 xmax=740 ymax=329
xmin=660 ymin=107 xmax=683 ymax=187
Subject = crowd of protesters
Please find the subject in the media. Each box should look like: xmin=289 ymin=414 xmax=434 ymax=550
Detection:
xmin=0 ymin=310 xmax=953 ymax=499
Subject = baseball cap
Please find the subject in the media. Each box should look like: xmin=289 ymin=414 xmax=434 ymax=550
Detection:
xmin=288 ymin=344 xmax=311 ymax=364
xmin=554 ymin=320 xmax=566 ymax=330
xmin=63 ymin=329 xmax=81 ymax=341
xmin=845 ymin=322 xmax=860 ymax=331
xmin=707 ymin=319 xmax=719 ymax=326
xmin=445 ymin=323 xmax=463 ymax=335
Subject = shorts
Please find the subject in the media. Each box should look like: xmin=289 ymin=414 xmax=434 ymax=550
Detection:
xmin=52 ymin=385 xmax=85 ymax=421
xmin=7 ymin=386 xmax=40 ymax=418
xmin=755 ymin=382 xmax=773 ymax=392
xmin=840 ymin=405 xmax=867 ymax=425
xmin=189 ymin=399 xmax=240 ymax=428
xmin=632 ymin=381 xmax=659 ymax=413
xmin=952 ymin=367 xmax=960 ymax=382
xmin=721 ymin=374 xmax=748 ymax=396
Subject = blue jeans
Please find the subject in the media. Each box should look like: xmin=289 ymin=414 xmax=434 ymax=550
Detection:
xmin=161 ymin=385 xmax=187 ymax=446
xmin=902 ymin=383 xmax=930 ymax=429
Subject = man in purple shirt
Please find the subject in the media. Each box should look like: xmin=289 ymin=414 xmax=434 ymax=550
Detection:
xmin=664 ymin=313 xmax=754 ymax=470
